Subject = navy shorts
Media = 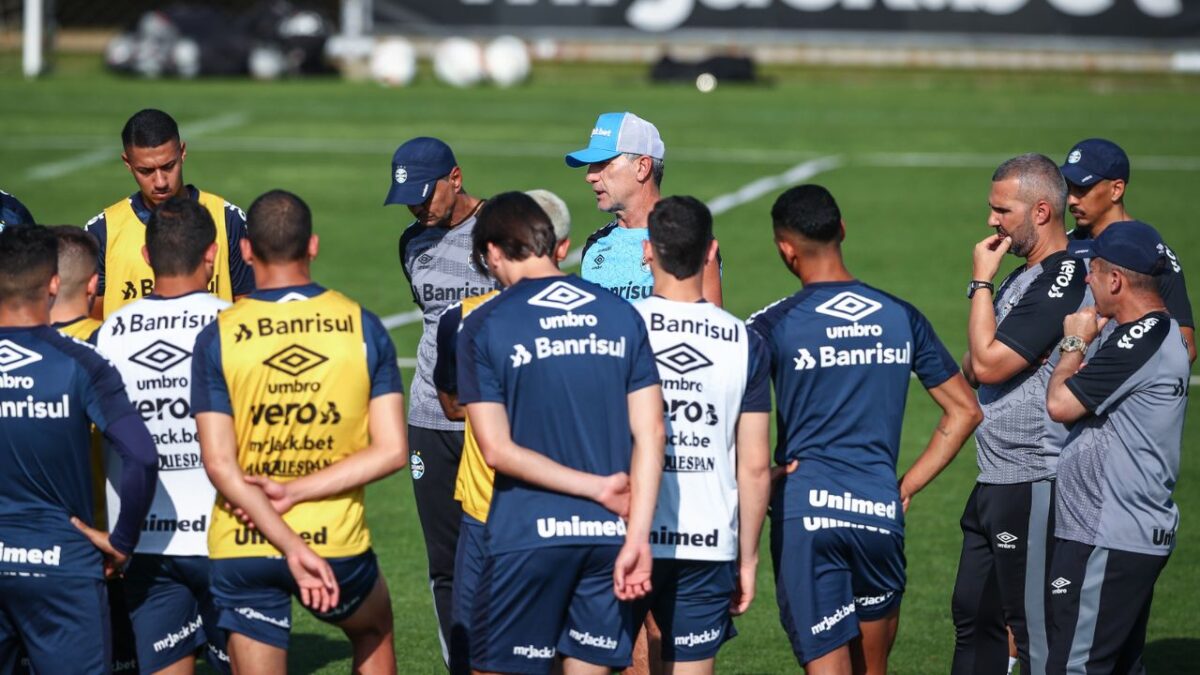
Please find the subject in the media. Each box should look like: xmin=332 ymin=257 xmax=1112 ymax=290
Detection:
xmin=633 ymin=559 xmax=737 ymax=662
xmin=450 ymin=514 xmax=486 ymax=674
xmin=210 ymin=549 xmax=379 ymax=650
xmin=0 ymin=574 xmax=111 ymax=674
xmin=771 ymin=517 xmax=905 ymax=665
xmin=123 ymin=554 xmax=230 ymax=673
xmin=471 ymin=545 xmax=633 ymax=674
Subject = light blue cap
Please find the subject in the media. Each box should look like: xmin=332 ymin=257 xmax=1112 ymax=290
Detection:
xmin=565 ymin=112 xmax=665 ymax=168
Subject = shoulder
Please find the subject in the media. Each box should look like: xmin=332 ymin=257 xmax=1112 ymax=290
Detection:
xmin=746 ymin=290 xmax=809 ymax=337
xmin=582 ymin=221 xmax=620 ymax=249
xmin=1106 ymin=313 xmax=1171 ymax=356
xmin=42 ymin=327 xmax=117 ymax=377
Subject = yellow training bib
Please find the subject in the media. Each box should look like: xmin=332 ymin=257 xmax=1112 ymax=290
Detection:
xmin=100 ymin=191 xmax=232 ymax=316
xmin=454 ymin=290 xmax=500 ymax=523
xmin=208 ymin=290 xmax=372 ymax=559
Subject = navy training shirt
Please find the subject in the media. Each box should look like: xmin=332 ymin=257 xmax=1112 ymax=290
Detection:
xmin=747 ymin=281 xmax=958 ymax=534
xmin=0 ymin=326 xmax=139 ymax=578
xmin=457 ymin=274 xmax=660 ymax=554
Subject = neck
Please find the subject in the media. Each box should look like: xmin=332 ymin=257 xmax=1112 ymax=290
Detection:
xmin=794 ymin=248 xmax=855 ymax=286
xmin=614 ymin=188 xmax=660 ymax=230
xmin=252 ymin=262 xmax=312 ymax=290
xmin=1088 ymin=205 xmax=1132 ymax=237
xmin=49 ymin=295 xmax=91 ymax=325
xmin=503 ymin=257 xmax=564 ymax=286
xmin=0 ymin=300 xmax=51 ymax=328
xmin=652 ymin=271 xmax=703 ymax=303
xmin=448 ymin=192 xmax=482 ymax=229
xmin=1025 ymin=221 xmax=1069 ymax=268
xmin=152 ymin=270 xmax=210 ymax=298
xmin=1113 ymin=293 xmax=1166 ymax=325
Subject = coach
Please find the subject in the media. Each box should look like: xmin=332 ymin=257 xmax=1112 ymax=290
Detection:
xmin=1045 ymin=220 xmax=1188 ymax=674
xmin=385 ymin=136 xmax=495 ymax=666
xmin=952 ymin=154 xmax=1089 ymax=675
xmin=1060 ymin=138 xmax=1195 ymax=363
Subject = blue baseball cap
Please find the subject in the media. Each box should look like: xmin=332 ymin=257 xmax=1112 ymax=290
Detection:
xmin=1060 ymin=138 xmax=1130 ymax=187
xmin=565 ymin=112 xmax=665 ymax=168
xmin=384 ymin=137 xmax=458 ymax=206
xmin=1084 ymin=220 xmax=1168 ymax=275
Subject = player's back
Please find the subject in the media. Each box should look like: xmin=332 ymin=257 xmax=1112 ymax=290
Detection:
xmin=457 ymin=274 xmax=659 ymax=554
xmin=0 ymin=327 xmax=128 ymax=577
xmin=748 ymin=281 xmax=957 ymax=533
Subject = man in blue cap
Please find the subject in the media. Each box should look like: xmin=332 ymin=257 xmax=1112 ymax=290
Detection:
xmin=384 ymin=136 xmax=495 ymax=668
xmin=1060 ymin=138 xmax=1194 ymax=362
xmin=566 ymin=112 xmax=722 ymax=305
xmin=0 ymin=189 xmax=36 ymax=231
xmin=1045 ymin=220 xmax=1189 ymax=674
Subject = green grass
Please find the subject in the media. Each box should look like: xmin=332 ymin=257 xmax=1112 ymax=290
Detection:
xmin=2 ymin=52 xmax=1198 ymax=673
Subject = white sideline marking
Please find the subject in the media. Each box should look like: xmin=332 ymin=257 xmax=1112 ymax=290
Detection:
xmin=381 ymin=155 xmax=844 ymax=329
xmin=25 ymin=112 xmax=249 ymax=181
xmin=859 ymin=152 xmax=1200 ymax=172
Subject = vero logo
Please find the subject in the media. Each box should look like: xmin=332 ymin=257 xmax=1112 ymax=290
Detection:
xmin=815 ymin=292 xmax=882 ymax=322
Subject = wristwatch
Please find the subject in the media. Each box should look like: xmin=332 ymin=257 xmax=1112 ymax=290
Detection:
xmin=1059 ymin=335 xmax=1087 ymax=355
xmin=967 ymin=280 xmax=994 ymax=299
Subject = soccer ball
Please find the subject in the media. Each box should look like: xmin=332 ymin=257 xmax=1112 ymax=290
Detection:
xmin=369 ymin=38 xmax=417 ymax=87
xmin=484 ymin=36 xmax=530 ymax=88
xmin=434 ymin=37 xmax=484 ymax=88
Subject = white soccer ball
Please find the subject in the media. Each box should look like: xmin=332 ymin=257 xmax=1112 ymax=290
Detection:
xmin=434 ymin=37 xmax=485 ymax=88
xmin=369 ymin=38 xmax=417 ymax=87
xmin=248 ymin=46 xmax=286 ymax=80
xmin=484 ymin=36 xmax=530 ymax=88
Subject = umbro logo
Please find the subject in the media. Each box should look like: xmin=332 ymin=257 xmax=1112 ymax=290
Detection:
xmin=996 ymin=532 xmax=1019 ymax=549
xmin=510 ymin=344 xmax=533 ymax=368
xmin=0 ymin=340 xmax=42 ymax=373
xmin=1050 ymin=577 xmax=1071 ymax=595
xmin=129 ymin=340 xmax=191 ymax=373
xmin=793 ymin=348 xmax=816 ymax=371
xmin=528 ymin=281 xmax=595 ymax=312
xmin=815 ymin=292 xmax=882 ymax=323
xmin=656 ymin=343 xmax=713 ymax=375
xmin=593 ymin=254 xmax=605 ymax=267
xmin=263 ymin=344 xmax=329 ymax=377
xmin=417 ymin=253 xmax=433 ymax=267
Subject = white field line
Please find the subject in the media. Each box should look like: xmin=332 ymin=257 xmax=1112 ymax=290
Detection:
xmin=383 ymin=155 xmax=844 ymax=329
xmin=858 ymin=152 xmax=1200 ymax=172
xmin=25 ymin=112 xmax=249 ymax=181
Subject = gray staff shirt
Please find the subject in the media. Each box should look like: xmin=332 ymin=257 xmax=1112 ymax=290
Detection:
xmin=976 ymin=251 xmax=1090 ymax=484
xmin=1057 ymin=312 xmax=1189 ymax=556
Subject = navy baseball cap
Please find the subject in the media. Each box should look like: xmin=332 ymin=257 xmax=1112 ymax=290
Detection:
xmin=1060 ymin=138 xmax=1130 ymax=187
xmin=565 ymin=112 xmax=665 ymax=168
xmin=1083 ymin=220 xmax=1168 ymax=275
xmin=384 ymin=137 xmax=457 ymax=206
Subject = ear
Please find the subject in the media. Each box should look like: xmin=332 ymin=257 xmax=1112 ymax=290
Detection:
xmin=636 ymin=156 xmax=654 ymax=183
xmin=642 ymin=238 xmax=654 ymax=264
xmin=141 ymin=244 xmax=151 ymax=267
xmin=774 ymin=235 xmax=797 ymax=269
xmin=1110 ymin=179 xmax=1126 ymax=203
xmin=307 ymin=234 xmax=320 ymax=261
xmin=204 ymin=241 xmax=218 ymax=266
xmin=705 ymin=238 xmax=719 ymax=265
xmin=1034 ymin=199 xmax=1053 ymax=226
xmin=48 ymin=274 xmax=61 ymax=301
xmin=448 ymin=166 xmax=463 ymax=191
xmin=122 ymin=151 xmax=132 ymax=172
xmin=239 ymin=237 xmax=254 ymax=266
xmin=838 ymin=220 xmax=847 ymax=243
xmin=554 ymin=237 xmax=571 ymax=264
xmin=86 ymin=272 xmax=99 ymax=299
xmin=179 ymin=140 xmax=187 ymax=163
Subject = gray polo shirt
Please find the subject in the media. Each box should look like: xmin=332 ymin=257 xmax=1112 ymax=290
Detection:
xmin=975 ymin=251 xmax=1090 ymax=484
xmin=1056 ymin=312 xmax=1189 ymax=556
xmin=398 ymin=216 xmax=497 ymax=431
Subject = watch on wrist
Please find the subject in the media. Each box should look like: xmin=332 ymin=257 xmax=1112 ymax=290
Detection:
xmin=1059 ymin=335 xmax=1087 ymax=355
xmin=967 ymin=280 xmax=994 ymax=299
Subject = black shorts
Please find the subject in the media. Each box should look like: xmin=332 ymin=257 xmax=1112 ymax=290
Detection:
xmin=1046 ymin=539 xmax=1167 ymax=675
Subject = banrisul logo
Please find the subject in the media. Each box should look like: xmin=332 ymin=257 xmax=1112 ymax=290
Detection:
xmin=0 ymin=340 xmax=42 ymax=373
xmin=528 ymin=281 xmax=596 ymax=311
xmin=815 ymin=291 xmax=882 ymax=322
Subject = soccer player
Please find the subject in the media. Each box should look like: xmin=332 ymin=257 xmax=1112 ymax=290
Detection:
xmin=385 ymin=136 xmax=496 ymax=662
xmin=432 ymin=188 xmax=573 ymax=674
xmin=48 ymin=226 xmax=102 ymax=340
xmin=1059 ymin=138 xmax=1195 ymax=362
xmin=192 ymin=190 xmax=407 ymax=675
xmin=1044 ymin=221 xmax=1189 ymax=674
xmin=85 ymin=108 xmax=254 ymax=318
xmin=565 ymin=112 xmax=722 ymax=305
xmin=952 ymin=153 xmax=1090 ymax=675
xmin=457 ymin=191 xmax=665 ymax=674
xmin=633 ymin=196 xmax=772 ymax=673
xmin=0 ymin=188 xmax=36 ymax=231
xmin=0 ymin=225 xmax=158 ymax=673
xmin=94 ymin=196 xmax=232 ymax=674
xmin=748 ymin=185 xmax=980 ymax=674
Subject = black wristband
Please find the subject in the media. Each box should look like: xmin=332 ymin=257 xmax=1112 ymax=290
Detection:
xmin=967 ymin=280 xmax=994 ymax=299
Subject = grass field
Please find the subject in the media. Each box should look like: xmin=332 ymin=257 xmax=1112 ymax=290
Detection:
xmin=2 ymin=52 xmax=1198 ymax=673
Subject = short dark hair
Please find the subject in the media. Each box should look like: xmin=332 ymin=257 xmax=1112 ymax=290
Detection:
xmin=771 ymin=184 xmax=843 ymax=243
xmin=471 ymin=192 xmax=556 ymax=276
xmin=648 ymin=196 xmax=712 ymax=280
xmin=49 ymin=225 xmax=99 ymax=299
xmin=246 ymin=190 xmax=312 ymax=263
xmin=121 ymin=109 xmax=180 ymax=150
xmin=0 ymin=225 xmax=58 ymax=304
xmin=146 ymin=197 xmax=216 ymax=277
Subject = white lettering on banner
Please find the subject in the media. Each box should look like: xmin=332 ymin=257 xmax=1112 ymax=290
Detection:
xmin=0 ymin=542 xmax=62 ymax=566
xmin=810 ymin=489 xmax=898 ymax=519
xmin=811 ymin=603 xmax=855 ymax=635
xmin=536 ymin=517 xmax=627 ymax=539
xmin=568 ymin=629 xmax=619 ymax=650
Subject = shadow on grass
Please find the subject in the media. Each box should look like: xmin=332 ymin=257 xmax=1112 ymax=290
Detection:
xmin=1144 ymin=638 xmax=1200 ymax=672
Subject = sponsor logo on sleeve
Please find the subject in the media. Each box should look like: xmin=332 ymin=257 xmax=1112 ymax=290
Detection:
xmin=996 ymin=532 xmax=1019 ymax=550
xmin=1117 ymin=316 xmax=1160 ymax=349
xmin=1047 ymin=259 xmax=1078 ymax=298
